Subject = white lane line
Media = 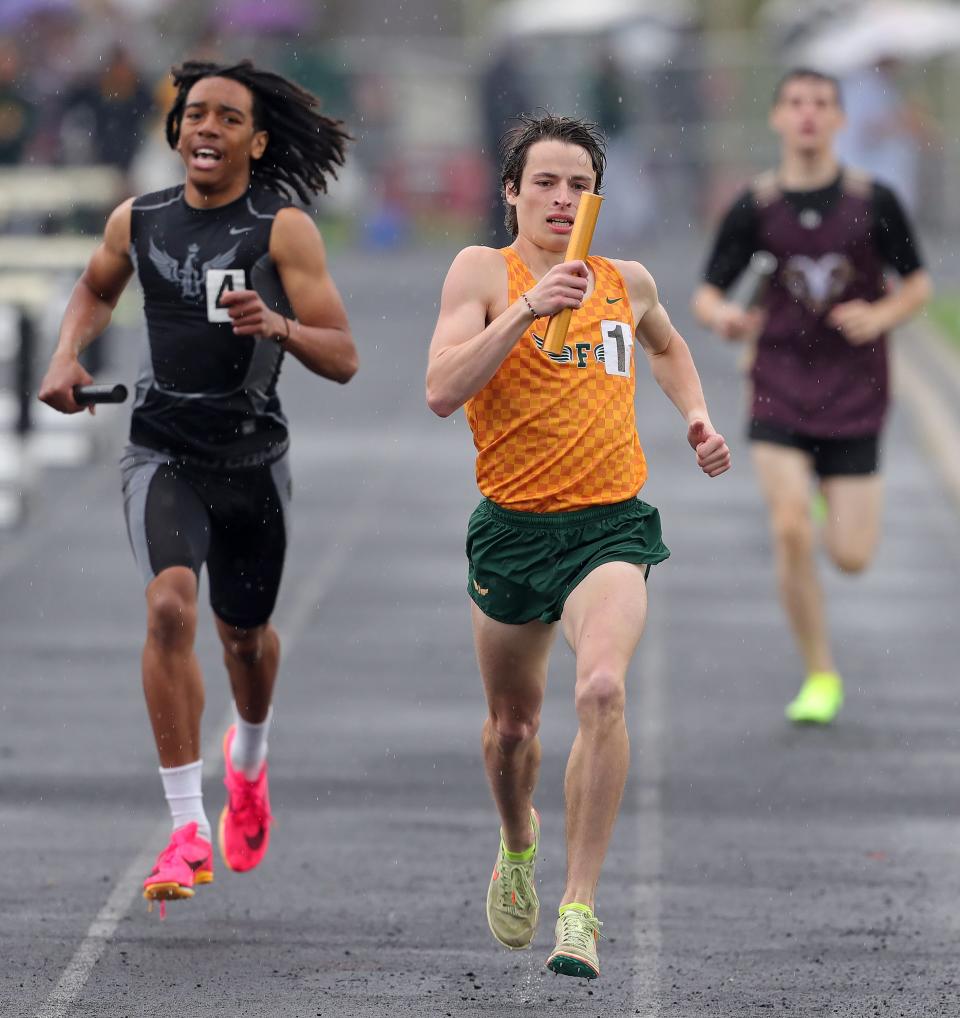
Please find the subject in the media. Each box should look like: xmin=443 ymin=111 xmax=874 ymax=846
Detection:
xmin=633 ymin=596 xmax=664 ymax=1016
xmin=894 ymin=343 xmax=960 ymax=511
xmin=910 ymin=321 xmax=960 ymax=397
xmin=35 ymin=461 xmax=398 ymax=1018
xmin=33 ymin=824 xmax=169 ymax=1018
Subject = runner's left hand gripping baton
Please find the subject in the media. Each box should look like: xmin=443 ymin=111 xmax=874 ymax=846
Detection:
xmin=542 ymin=192 xmax=604 ymax=355
xmin=72 ymin=383 xmax=128 ymax=405
xmin=741 ymin=251 xmax=777 ymax=309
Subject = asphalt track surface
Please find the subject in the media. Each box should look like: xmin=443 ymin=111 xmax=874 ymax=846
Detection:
xmin=3 ymin=238 xmax=960 ymax=1017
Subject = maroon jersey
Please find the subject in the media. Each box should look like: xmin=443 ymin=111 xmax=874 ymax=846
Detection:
xmin=749 ymin=169 xmax=890 ymax=438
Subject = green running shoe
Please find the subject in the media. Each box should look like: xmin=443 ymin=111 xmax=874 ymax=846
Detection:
xmin=785 ymin=671 xmax=844 ymax=724
xmin=546 ymin=903 xmax=602 ymax=979
xmin=811 ymin=491 xmax=828 ymax=526
xmin=486 ymin=809 xmax=540 ymax=949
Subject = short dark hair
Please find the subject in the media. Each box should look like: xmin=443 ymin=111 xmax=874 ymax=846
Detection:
xmin=166 ymin=59 xmax=351 ymax=202
xmin=773 ymin=67 xmax=843 ymax=109
xmin=499 ymin=112 xmax=606 ymax=238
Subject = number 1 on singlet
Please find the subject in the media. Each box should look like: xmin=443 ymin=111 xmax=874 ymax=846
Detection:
xmin=600 ymin=320 xmax=633 ymax=378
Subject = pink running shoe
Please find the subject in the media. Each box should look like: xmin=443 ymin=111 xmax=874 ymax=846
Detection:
xmin=218 ymin=724 xmax=272 ymax=873
xmin=143 ymin=821 xmax=214 ymax=910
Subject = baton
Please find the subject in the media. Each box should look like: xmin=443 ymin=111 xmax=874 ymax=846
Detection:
xmin=742 ymin=251 xmax=777 ymax=309
xmin=542 ymin=192 xmax=604 ymax=355
xmin=72 ymin=383 xmax=128 ymax=405
xmin=734 ymin=252 xmax=776 ymax=377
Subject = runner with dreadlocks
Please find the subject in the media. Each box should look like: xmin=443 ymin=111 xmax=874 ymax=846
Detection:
xmin=38 ymin=60 xmax=359 ymax=911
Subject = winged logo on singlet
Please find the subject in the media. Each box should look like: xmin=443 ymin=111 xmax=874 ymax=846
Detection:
xmin=148 ymin=238 xmax=241 ymax=303
xmin=531 ymin=333 xmax=573 ymax=364
xmin=781 ymin=254 xmax=853 ymax=313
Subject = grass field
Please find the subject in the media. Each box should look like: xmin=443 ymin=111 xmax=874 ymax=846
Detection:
xmin=927 ymin=294 xmax=960 ymax=349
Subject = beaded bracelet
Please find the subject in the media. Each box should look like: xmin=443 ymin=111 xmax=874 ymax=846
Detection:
xmin=521 ymin=292 xmax=539 ymax=319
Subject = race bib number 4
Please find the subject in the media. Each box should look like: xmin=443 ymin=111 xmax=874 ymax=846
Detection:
xmin=205 ymin=268 xmax=245 ymax=323
xmin=600 ymin=320 xmax=633 ymax=377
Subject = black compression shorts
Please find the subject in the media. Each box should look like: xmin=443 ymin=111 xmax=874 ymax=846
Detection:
xmin=120 ymin=444 xmax=291 ymax=629
xmin=748 ymin=421 xmax=880 ymax=477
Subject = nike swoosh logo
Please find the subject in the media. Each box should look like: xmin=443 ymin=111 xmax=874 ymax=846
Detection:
xmin=606 ymin=296 xmax=622 ymax=304
xmin=245 ymin=829 xmax=266 ymax=851
xmin=229 ymin=226 xmax=253 ymax=235
xmin=186 ymin=856 xmax=208 ymax=872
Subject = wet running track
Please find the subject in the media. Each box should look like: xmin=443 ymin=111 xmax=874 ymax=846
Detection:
xmin=3 ymin=237 xmax=960 ymax=1017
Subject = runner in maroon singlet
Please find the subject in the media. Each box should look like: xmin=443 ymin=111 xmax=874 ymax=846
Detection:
xmin=692 ymin=68 xmax=932 ymax=724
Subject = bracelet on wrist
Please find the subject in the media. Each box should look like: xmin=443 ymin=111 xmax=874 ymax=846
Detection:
xmin=274 ymin=316 xmax=291 ymax=346
xmin=521 ymin=292 xmax=539 ymax=319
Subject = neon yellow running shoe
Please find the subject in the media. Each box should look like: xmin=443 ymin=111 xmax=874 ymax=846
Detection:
xmin=785 ymin=671 xmax=844 ymax=724
xmin=811 ymin=491 xmax=828 ymax=526
xmin=546 ymin=903 xmax=602 ymax=979
xmin=486 ymin=809 xmax=540 ymax=949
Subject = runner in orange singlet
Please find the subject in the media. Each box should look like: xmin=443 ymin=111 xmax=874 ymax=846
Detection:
xmin=426 ymin=113 xmax=730 ymax=979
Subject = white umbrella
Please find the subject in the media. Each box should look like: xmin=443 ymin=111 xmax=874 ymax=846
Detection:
xmin=611 ymin=21 xmax=686 ymax=70
xmin=796 ymin=0 xmax=960 ymax=72
xmin=491 ymin=0 xmax=694 ymax=39
xmin=758 ymin=0 xmax=861 ymax=51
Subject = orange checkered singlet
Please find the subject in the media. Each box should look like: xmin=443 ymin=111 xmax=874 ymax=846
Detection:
xmin=465 ymin=248 xmax=647 ymax=512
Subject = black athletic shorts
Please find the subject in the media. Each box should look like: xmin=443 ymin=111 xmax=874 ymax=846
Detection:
xmin=120 ymin=444 xmax=291 ymax=629
xmin=748 ymin=420 xmax=880 ymax=477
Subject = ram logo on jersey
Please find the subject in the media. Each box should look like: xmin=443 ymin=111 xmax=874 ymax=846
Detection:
xmin=781 ymin=253 xmax=853 ymax=313
xmin=148 ymin=238 xmax=240 ymax=303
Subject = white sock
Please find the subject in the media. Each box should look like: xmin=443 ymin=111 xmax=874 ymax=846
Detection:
xmin=159 ymin=760 xmax=211 ymax=842
xmin=231 ymin=705 xmax=273 ymax=780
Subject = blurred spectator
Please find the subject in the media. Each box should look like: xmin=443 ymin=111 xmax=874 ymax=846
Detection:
xmin=8 ymin=5 xmax=80 ymax=164
xmin=480 ymin=43 xmax=528 ymax=245
xmin=62 ymin=43 xmax=152 ymax=171
xmin=129 ymin=71 xmax=184 ymax=196
xmin=283 ymin=48 xmax=352 ymax=122
xmin=590 ymin=50 xmax=626 ymax=138
xmin=836 ymin=58 xmax=938 ymax=214
xmin=0 ymin=36 xmax=34 ymax=164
